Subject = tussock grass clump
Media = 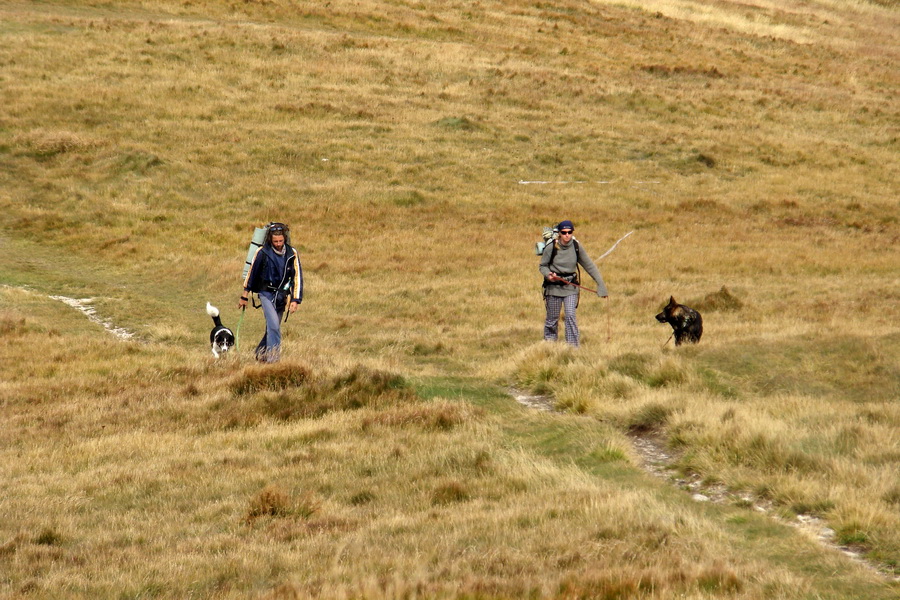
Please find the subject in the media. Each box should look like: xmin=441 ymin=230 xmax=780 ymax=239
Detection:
xmin=558 ymin=562 xmax=743 ymax=599
xmin=555 ymin=389 xmax=596 ymax=414
xmin=883 ymin=486 xmax=900 ymax=507
xmin=608 ymin=352 xmax=653 ymax=383
xmin=349 ymin=491 xmax=375 ymax=506
xmin=696 ymin=564 xmax=744 ymax=594
xmin=604 ymin=352 xmax=690 ymax=390
xmin=0 ymin=314 xmax=31 ymax=336
xmin=324 ymin=366 xmax=413 ymax=406
xmin=646 ymin=358 xmax=690 ymax=388
xmin=15 ymin=129 xmax=99 ymax=159
xmin=588 ymin=442 xmax=629 ymax=464
xmin=246 ymin=485 xmax=291 ymax=522
xmin=246 ymin=485 xmax=320 ymax=523
xmin=594 ymin=372 xmax=638 ymax=400
xmin=434 ymin=116 xmax=479 ymax=131
xmin=290 ymin=366 xmax=417 ymax=419
xmin=691 ymin=285 xmax=743 ymax=312
xmin=703 ymin=427 xmax=827 ymax=475
xmin=361 ymin=400 xmax=482 ymax=430
xmin=431 ymin=481 xmax=469 ymax=505
xmin=391 ymin=190 xmax=428 ymax=208
xmin=627 ymin=402 xmax=673 ymax=434
xmin=218 ymin=364 xmax=420 ymax=425
xmin=231 ymin=363 xmax=313 ymax=396
xmin=33 ymin=527 xmax=64 ymax=547
xmin=512 ymin=343 xmax=578 ymax=395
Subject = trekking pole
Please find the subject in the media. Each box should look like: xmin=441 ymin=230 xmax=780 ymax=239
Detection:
xmin=546 ymin=274 xmax=598 ymax=294
xmin=606 ymin=296 xmax=611 ymax=342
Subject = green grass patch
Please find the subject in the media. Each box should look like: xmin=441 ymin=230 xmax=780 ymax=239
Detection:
xmin=695 ymin=335 xmax=900 ymax=402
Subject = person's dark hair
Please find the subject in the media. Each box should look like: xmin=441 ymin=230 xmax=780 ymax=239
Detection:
xmin=265 ymin=222 xmax=290 ymax=246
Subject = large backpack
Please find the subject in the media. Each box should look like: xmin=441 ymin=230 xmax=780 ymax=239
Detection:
xmin=242 ymin=222 xmax=291 ymax=280
xmin=535 ymin=226 xmax=580 ymax=263
xmin=534 ymin=227 xmax=557 ymax=256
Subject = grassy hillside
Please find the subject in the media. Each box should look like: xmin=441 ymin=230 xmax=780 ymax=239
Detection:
xmin=1 ymin=0 xmax=898 ymax=597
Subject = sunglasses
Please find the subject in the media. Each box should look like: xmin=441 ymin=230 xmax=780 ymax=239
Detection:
xmin=559 ymin=230 xmax=573 ymax=235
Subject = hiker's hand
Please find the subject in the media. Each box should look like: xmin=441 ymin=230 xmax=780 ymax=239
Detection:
xmin=599 ymin=293 xmax=608 ymax=298
xmin=547 ymin=273 xmax=559 ymax=281
xmin=238 ymin=297 xmax=248 ymax=309
xmin=288 ymin=301 xmax=299 ymax=314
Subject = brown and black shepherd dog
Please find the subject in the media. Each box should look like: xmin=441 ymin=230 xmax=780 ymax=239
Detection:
xmin=655 ymin=296 xmax=703 ymax=346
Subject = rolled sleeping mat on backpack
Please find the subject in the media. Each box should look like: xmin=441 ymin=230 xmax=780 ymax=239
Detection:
xmin=242 ymin=226 xmax=268 ymax=280
xmin=535 ymin=227 xmax=558 ymax=255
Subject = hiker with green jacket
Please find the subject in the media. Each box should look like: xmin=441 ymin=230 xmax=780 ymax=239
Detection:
xmin=539 ymin=220 xmax=607 ymax=348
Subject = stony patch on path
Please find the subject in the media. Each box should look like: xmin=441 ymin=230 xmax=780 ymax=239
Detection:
xmin=510 ymin=389 xmax=556 ymax=412
xmin=49 ymin=295 xmax=136 ymax=340
xmin=2 ymin=285 xmax=136 ymax=341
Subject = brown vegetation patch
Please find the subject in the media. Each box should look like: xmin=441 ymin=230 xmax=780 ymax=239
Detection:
xmin=777 ymin=215 xmax=841 ymax=228
xmin=691 ymin=285 xmax=743 ymax=312
xmin=558 ymin=563 xmax=743 ymax=597
xmin=431 ymin=481 xmax=470 ymax=505
xmin=0 ymin=315 xmax=31 ymax=336
xmin=230 ymin=363 xmax=312 ymax=396
xmin=97 ymin=236 xmax=132 ymax=250
xmin=269 ymin=516 xmax=358 ymax=543
xmin=15 ymin=129 xmax=99 ymax=158
xmin=676 ymin=198 xmax=726 ymax=212
xmin=608 ymin=352 xmax=652 ymax=382
xmin=279 ymin=366 xmax=418 ymax=419
xmin=349 ymin=490 xmax=375 ymax=506
xmin=725 ymin=431 xmax=828 ymax=475
xmin=273 ymin=101 xmax=373 ymax=120
xmin=245 ymin=485 xmax=320 ymax=524
xmin=218 ymin=365 xmax=420 ymax=425
xmin=34 ymin=528 xmax=64 ymax=546
xmin=434 ymin=116 xmax=480 ymax=130
xmin=246 ymin=484 xmax=291 ymax=522
xmin=640 ymin=64 xmax=725 ymax=78
xmin=627 ymin=402 xmax=672 ymax=434
xmin=882 ymin=486 xmax=900 ymax=507
xmin=361 ymin=401 xmax=482 ymax=430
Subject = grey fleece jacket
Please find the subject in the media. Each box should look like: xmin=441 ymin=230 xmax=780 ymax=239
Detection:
xmin=539 ymin=238 xmax=608 ymax=298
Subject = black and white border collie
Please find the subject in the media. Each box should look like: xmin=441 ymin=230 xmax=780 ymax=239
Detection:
xmin=206 ymin=302 xmax=235 ymax=358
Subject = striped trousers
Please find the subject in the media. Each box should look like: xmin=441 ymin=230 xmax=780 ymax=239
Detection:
xmin=544 ymin=294 xmax=580 ymax=347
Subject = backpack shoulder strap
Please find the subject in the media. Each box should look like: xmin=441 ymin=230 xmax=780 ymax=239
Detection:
xmin=550 ymin=240 xmax=579 ymax=264
xmin=573 ymin=240 xmax=582 ymax=284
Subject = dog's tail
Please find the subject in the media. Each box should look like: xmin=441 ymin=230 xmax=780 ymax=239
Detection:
xmin=206 ymin=302 xmax=223 ymax=328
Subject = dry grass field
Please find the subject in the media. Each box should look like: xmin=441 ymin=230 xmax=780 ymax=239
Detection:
xmin=1 ymin=0 xmax=898 ymax=598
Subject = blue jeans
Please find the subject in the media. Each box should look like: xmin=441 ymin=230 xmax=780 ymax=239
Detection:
xmin=255 ymin=291 xmax=285 ymax=362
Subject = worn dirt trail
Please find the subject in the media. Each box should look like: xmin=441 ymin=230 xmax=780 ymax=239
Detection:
xmin=511 ymin=388 xmax=898 ymax=582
